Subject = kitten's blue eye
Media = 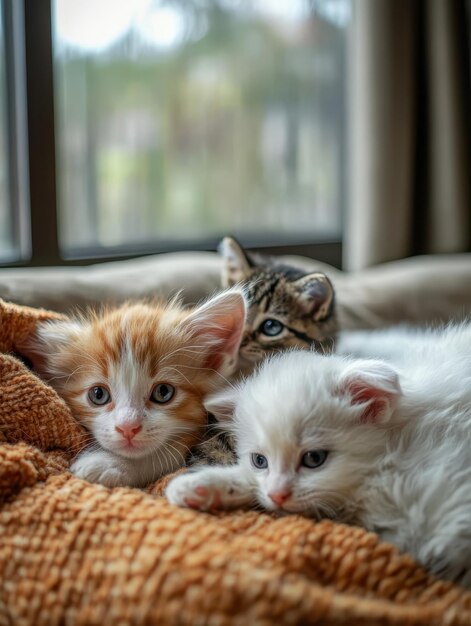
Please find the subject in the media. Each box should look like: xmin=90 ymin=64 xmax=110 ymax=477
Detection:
xmin=259 ymin=319 xmax=284 ymax=337
xmin=301 ymin=450 xmax=329 ymax=469
xmin=251 ymin=453 xmax=268 ymax=469
xmin=88 ymin=386 xmax=111 ymax=406
xmin=151 ymin=383 xmax=175 ymax=404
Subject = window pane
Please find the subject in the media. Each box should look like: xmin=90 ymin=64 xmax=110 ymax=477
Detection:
xmin=53 ymin=0 xmax=350 ymax=254
xmin=0 ymin=3 xmax=16 ymax=260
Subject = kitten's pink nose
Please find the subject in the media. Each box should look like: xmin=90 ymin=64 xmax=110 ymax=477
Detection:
xmin=115 ymin=424 xmax=142 ymax=441
xmin=268 ymin=489 xmax=292 ymax=506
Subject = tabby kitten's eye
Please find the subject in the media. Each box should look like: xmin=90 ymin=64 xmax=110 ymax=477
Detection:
xmin=301 ymin=450 xmax=329 ymax=469
xmin=151 ymin=383 xmax=175 ymax=404
xmin=259 ymin=319 xmax=284 ymax=337
xmin=251 ymin=453 xmax=268 ymax=469
xmin=88 ymin=386 xmax=111 ymax=406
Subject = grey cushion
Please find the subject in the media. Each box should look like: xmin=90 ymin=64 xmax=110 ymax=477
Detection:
xmin=0 ymin=252 xmax=469 ymax=329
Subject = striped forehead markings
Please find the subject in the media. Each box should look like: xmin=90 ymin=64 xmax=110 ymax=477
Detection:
xmin=248 ymin=274 xmax=282 ymax=307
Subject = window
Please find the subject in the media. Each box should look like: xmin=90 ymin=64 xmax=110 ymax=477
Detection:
xmin=2 ymin=0 xmax=349 ymax=266
xmin=53 ymin=0 xmax=349 ymax=258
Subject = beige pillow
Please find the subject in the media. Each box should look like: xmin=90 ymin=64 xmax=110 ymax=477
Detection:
xmin=0 ymin=251 xmax=469 ymax=328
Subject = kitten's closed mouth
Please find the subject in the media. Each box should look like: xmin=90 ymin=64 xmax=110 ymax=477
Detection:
xmin=266 ymin=501 xmax=293 ymax=515
xmin=269 ymin=506 xmax=294 ymax=518
xmin=113 ymin=434 xmax=171 ymax=458
xmin=113 ymin=439 xmax=151 ymax=458
xmin=121 ymin=441 xmax=139 ymax=451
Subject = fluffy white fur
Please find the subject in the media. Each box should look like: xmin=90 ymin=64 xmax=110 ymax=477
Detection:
xmin=336 ymin=325 xmax=445 ymax=362
xmin=166 ymin=323 xmax=471 ymax=587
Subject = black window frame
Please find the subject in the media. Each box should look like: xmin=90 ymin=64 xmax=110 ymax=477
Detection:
xmin=1 ymin=0 xmax=344 ymax=269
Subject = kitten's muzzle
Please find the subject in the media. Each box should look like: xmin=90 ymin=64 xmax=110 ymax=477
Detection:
xmin=268 ymin=489 xmax=292 ymax=507
xmin=115 ymin=424 xmax=142 ymax=443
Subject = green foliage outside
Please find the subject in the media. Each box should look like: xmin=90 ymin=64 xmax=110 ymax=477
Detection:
xmin=55 ymin=0 xmax=347 ymax=251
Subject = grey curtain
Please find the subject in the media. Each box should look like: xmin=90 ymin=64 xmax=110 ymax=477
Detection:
xmin=344 ymin=0 xmax=471 ymax=270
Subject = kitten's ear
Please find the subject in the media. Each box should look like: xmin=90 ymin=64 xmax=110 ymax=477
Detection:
xmin=337 ymin=360 xmax=402 ymax=425
xmin=20 ymin=319 xmax=82 ymax=374
xmin=181 ymin=288 xmax=246 ymax=375
xmin=36 ymin=319 xmax=82 ymax=348
xmin=205 ymin=387 xmax=239 ymax=422
xmin=293 ymin=273 xmax=334 ymax=321
xmin=219 ymin=236 xmax=254 ymax=287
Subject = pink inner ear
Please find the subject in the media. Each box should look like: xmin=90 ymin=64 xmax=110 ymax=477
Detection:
xmin=204 ymin=321 xmax=242 ymax=371
xmin=344 ymin=381 xmax=388 ymax=424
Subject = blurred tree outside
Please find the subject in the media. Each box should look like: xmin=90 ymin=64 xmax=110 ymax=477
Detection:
xmin=53 ymin=0 xmax=349 ymax=252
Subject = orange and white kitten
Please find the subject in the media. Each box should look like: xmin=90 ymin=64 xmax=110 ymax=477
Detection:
xmin=28 ymin=290 xmax=246 ymax=488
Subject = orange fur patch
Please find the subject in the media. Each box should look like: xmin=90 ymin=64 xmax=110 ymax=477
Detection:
xmin=37 ymin=301 xmax=232 ymax=453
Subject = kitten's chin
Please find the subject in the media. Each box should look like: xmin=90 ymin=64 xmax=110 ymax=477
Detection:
xmin=260 ymin=498 xmax=291 ymax=515
xmin=261 ymin=497 xmax=325 ymax=519
xmin=115 ymin=447 xmax=150 ymax=460
xmin=102 ymin=440 xmax=155 ymax=460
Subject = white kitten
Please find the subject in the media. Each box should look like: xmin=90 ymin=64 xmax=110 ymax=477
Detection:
xmin=336 ymin=325 xmax=446 ymax=363
xmin=167 ymin=323 xmax=471 ymax=587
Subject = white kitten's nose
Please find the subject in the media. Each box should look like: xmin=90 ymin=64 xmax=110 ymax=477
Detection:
xmin=268 ymin=489 xmax=292 ymax=506
xmin=115 ymin=424 xmax=142 ymax=441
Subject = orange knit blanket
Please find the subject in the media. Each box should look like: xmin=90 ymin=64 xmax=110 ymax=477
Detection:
xmin=1 ymin=298 xmax=471 ymax=626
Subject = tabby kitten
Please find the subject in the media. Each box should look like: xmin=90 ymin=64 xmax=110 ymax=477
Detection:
xmin=189 ymin=237 xmax=336 ymax=466
xmin=24 ymin=290 xmax=246 ymax=487
xmin=220 ymin=237 xmax=336 ymax=374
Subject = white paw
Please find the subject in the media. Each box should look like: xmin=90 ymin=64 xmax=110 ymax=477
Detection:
xmin=70 ymin=451 xmax=127 ymax=487
xmin=166 ymin=471 xmax=230 ymax=512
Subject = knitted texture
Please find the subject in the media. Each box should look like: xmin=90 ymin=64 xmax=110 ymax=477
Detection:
xmin=1 ymin=298 xmax=471 ymax=626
